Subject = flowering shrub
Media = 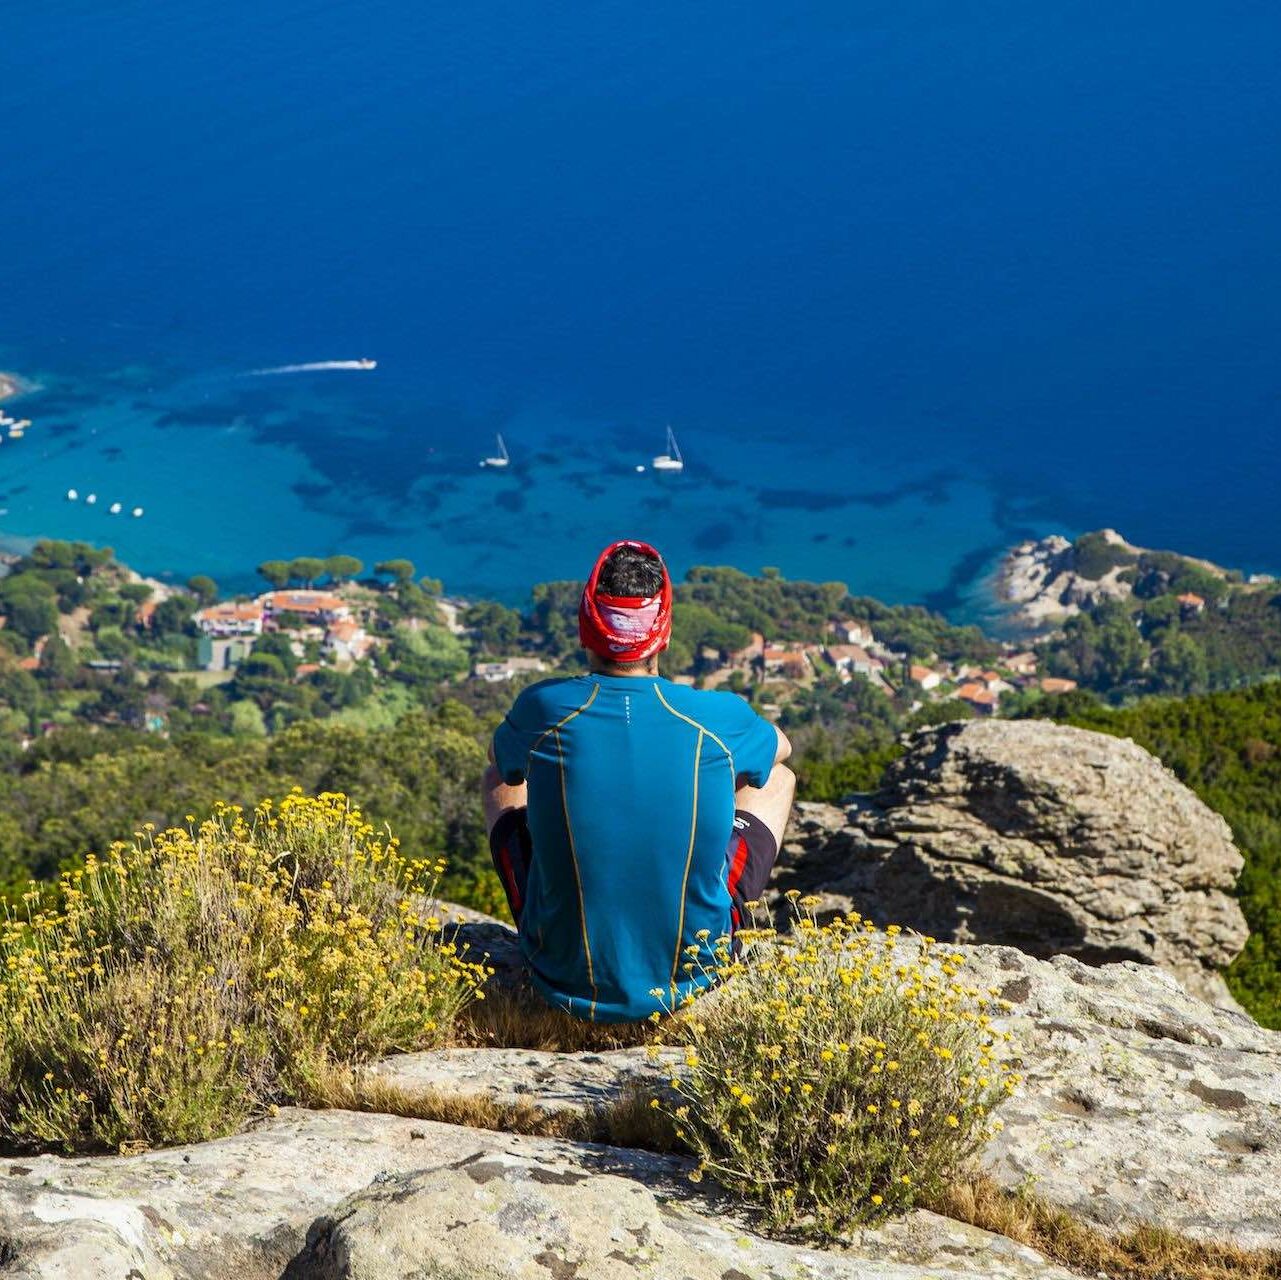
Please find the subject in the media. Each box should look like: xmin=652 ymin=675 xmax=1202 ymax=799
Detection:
xmin=0 ymin=792 xmax=487 ymax=1153
xmin=649 ymin=898 xmax=1018 ymax=1238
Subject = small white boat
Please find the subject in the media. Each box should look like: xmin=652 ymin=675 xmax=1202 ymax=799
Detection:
xmin=131 ymin=507 xmax=144 ymax=518
xmin=108 ymin=502 xmax=122 ymax=514
xmin=86 ymin=493 xmax=97 ymax=505
xmin=66 ymin=488 xmax=79 ymax=501
xmin=651 ymin=425 xmax=684 ymax=472
xmin=480 ymin=433 xmax=510 ymax=468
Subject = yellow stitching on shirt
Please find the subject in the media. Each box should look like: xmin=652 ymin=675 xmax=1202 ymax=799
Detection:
xmin=554 ymin=725 xmax=598 ymax=1020
xmin=651 ymin=684 xmax=733 ymax=763
xmin=526 ymin=681 xmax=599 ymax=772
xmin=670 ymin=729 xmax=704 ymax=992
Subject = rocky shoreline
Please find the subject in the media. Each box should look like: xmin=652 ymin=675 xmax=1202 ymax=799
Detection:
xmin=993 ymin=532 xmax=1125 ymax=633
xmin=990 ymin=527 xmax=1248 ymax=635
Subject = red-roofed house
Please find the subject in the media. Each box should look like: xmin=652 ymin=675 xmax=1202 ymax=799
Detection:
xmin=261 ymin=590 xmax=349 ymax=624
xmin=908 ymin=663 xmax=942 ymax=691
xmin=763 ymin=647 xmax=810 ymax=679
xmin=956 ymin=681 xmax=997 ymax=714
xmin=324 ymin=618 xmax=375 ymax=664
xmin=830 ymin=618 xmax=874 ymax=647
xmin=1039 ymin=676 xmax=1079 ymax=695
xmin=195 ymin=602 xmax=264 ymax=637
xmin=1177 ymin=592 xmax=1206 ymax=615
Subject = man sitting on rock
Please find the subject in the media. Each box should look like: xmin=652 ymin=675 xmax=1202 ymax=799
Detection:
xmin=483 ymin=539 xmax=795 ymax=1023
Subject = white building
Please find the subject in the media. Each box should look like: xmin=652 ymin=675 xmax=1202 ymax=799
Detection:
xmin=474 ymin=656 xmax=548 ymax=683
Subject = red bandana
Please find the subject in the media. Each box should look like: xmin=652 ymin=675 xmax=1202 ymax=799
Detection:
xmin=578 ymin=540 xmax=673 ymax=662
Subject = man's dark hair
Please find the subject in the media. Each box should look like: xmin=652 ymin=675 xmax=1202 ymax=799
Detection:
xmin=598 ymin=545 xmax=665 ymax=598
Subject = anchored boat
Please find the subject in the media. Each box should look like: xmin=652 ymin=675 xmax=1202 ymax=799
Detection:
xmin=652 ymin=425 xmax=684 ymax=472
xmin=480 ymin=433 xmax=510 ymax=468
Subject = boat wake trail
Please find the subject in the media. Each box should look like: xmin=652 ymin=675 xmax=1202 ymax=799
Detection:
xmin=248 ymin=359 xmax=377 ymax=375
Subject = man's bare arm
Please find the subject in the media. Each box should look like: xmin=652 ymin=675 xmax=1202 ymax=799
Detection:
xmin=774 ymin=726 xmax=792 ymax=764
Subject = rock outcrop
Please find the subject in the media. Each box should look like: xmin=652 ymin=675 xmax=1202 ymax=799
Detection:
xmin=996 ymin=531 xmax=1133 ymax=630
xmin=0 ymin=719 xmax=1271 ymax=1279
xmin=774 ymin=719 xmax=1248 ymax=1007
xmin=994 ymin=528 xmax=1234 ymax=634
xmin=2 ymin=939 xmax=1277 ymax=1277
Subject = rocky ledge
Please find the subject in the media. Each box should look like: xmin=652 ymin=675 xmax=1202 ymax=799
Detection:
xmin=0 ymin=939 xmax=1276 ymax=1278
xmin=0 ymin=718 xmax=1273 ymax=1278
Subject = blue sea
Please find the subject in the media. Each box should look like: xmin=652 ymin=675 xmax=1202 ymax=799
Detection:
xmin=2 ymin=1 xmax=1278 ymax=615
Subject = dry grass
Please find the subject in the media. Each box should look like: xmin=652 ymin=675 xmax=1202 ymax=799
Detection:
xmin=305 ymin=1061 xmax=680 ymax=1153
xmin=457 ymin=985 xmax=659 ymax=1052
xmin=930 ymin=1175 xmax=1281 ymax=1280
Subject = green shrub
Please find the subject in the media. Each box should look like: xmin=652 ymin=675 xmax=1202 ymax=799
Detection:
xmin=651 ymin=903 xmax=1015 ymax=1238
xmin=1071 ymin=532 xmax=1137 ymax=581
xmin=0 ymin=792 xmax=486 ymax=1153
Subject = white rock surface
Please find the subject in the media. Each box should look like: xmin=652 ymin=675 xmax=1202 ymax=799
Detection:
xmin=0 ymin=1106 xmax=1077 ymax=1280
xmin=287 ymin=1148 xmax=1075 ymax=1280
xmin=368 ymin=1045 xmax=673 ymax=1113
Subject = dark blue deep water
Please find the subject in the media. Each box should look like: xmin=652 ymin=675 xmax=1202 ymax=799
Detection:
xmin=1 ymin=2 xmax=1278 ymax=607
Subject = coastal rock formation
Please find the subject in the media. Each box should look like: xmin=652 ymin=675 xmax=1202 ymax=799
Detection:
xmin=996 ymin=530 xmax=1133 ymax=630
xmin=773 ymin=719 xmax=1248 ymax=1007
xmin=1 ymin=941 xmax=1277 ymax=1277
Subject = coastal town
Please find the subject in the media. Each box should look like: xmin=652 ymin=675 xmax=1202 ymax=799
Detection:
xmin=190 ymin=581 xmax=1071 ymax=714
xmin=0 ymin=538 xmax=1093 ymax=757
xmin=2 ymin=521 xmax=1279 ymax=758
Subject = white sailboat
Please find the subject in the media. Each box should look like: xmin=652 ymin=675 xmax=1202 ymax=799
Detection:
xmin=652 ymin=424 xmax=684 ymax=472
xmin=480 ymin=433 xmax=510 ymax=468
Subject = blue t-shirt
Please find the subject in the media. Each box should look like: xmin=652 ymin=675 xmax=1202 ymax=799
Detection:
xmin=492 ymin=673 xmax=779 ymax=1022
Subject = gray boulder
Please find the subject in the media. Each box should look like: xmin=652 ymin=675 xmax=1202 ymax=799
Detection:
xmin=288 ymin=1148 xmax=1073 ymax=1280
xmin=775 ymin=719 xmax=1248 ymax=1005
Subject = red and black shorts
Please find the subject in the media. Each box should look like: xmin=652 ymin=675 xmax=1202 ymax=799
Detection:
xmin=488 ymin=808 xmax=779 ymax=932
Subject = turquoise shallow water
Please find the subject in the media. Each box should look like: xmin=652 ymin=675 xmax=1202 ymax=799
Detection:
xmin=2 ymin=2 xmax=1279 ymax=608
xmin=0 ymin=357 xmax=1047 ymax=612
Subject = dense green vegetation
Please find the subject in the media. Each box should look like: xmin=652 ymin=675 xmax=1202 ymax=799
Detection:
xmin=0 ymin=709 xmax=499 ymax=915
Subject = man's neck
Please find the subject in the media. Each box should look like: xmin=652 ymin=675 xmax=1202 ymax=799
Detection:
xmin=587 ymin=656 xmax=660 ymax=678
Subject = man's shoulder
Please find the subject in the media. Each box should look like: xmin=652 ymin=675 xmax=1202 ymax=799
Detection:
xmin=508 ymin=675 xmax=597 ymax=722
xmin=656 ymin=681 xmax=758 ymax=728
